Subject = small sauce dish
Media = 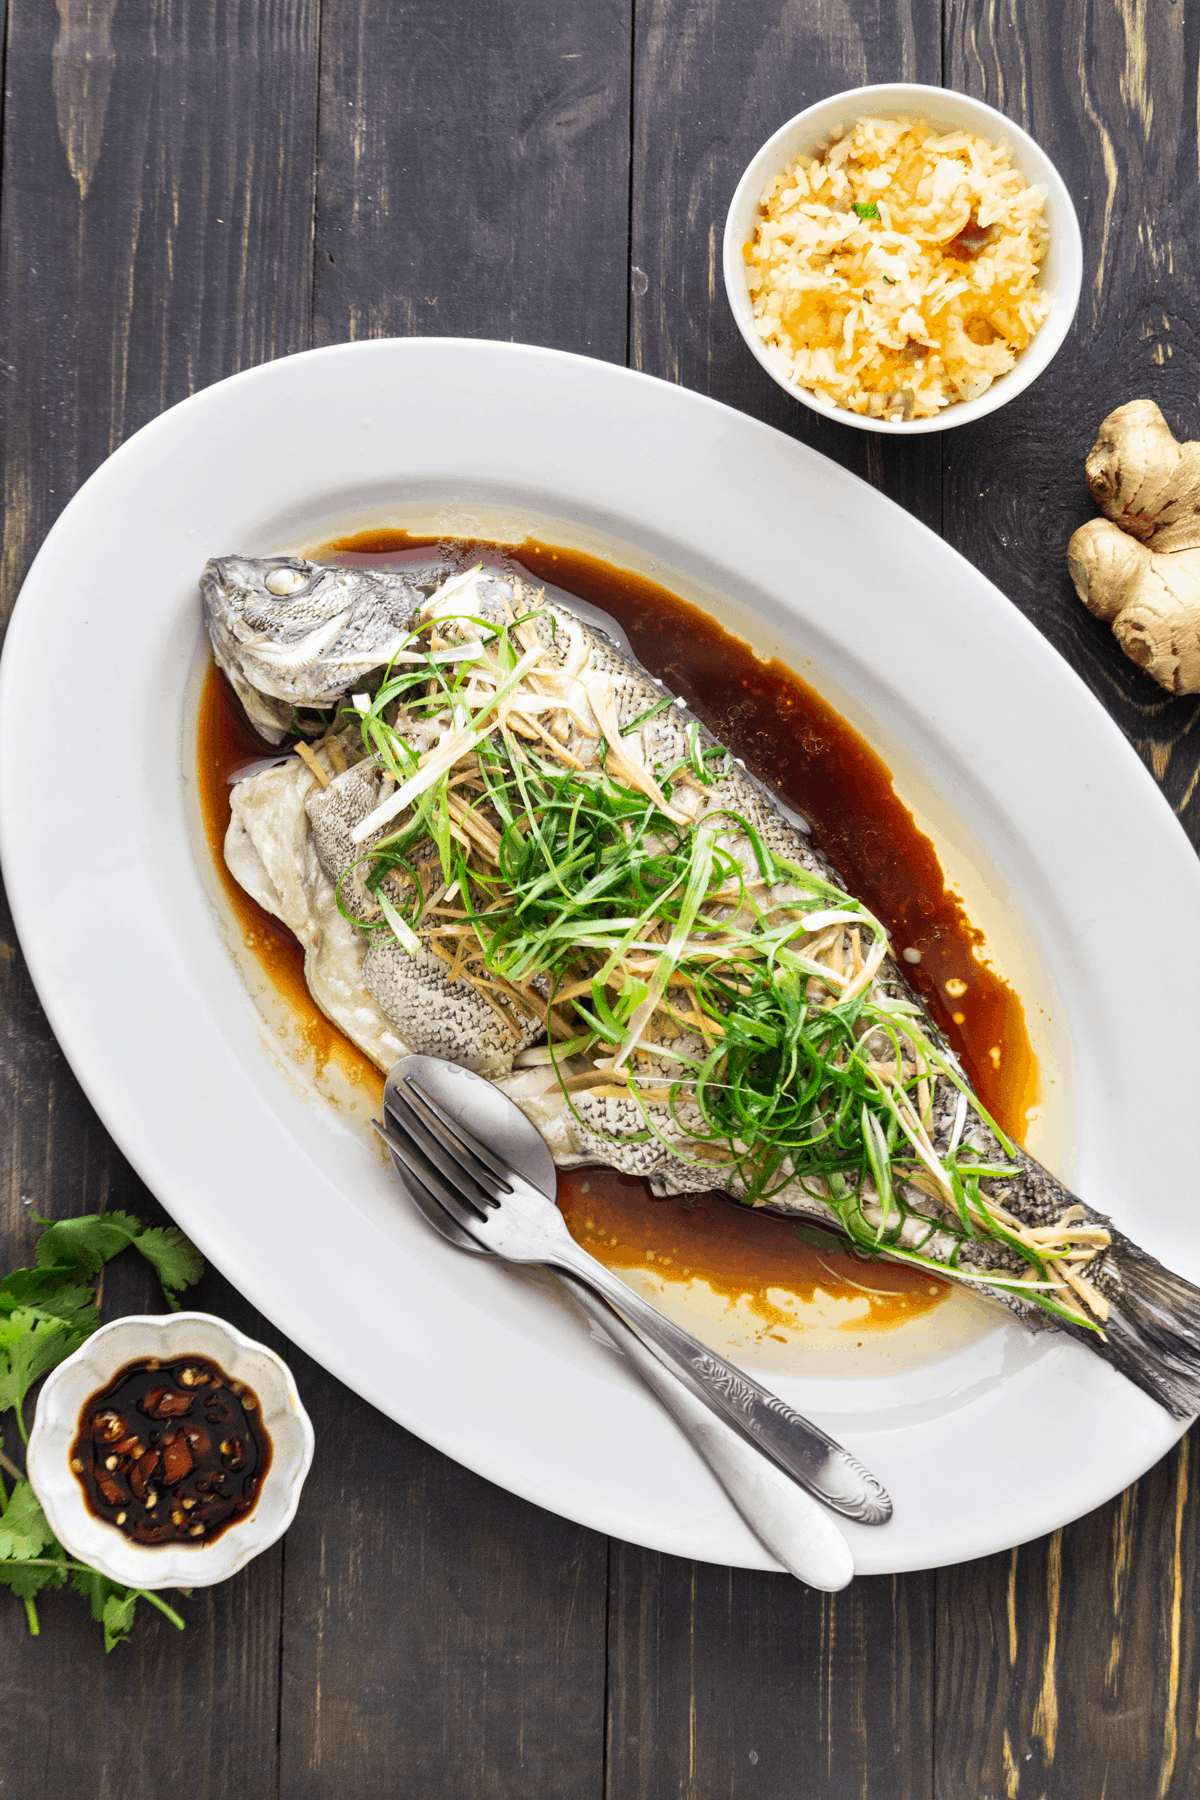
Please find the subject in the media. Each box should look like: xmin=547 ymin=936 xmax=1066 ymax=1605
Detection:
xmin=28 ymin=1312 xmax=314 ymax=1589
xmin=723 ymin=82 xmax=1083 ymax=434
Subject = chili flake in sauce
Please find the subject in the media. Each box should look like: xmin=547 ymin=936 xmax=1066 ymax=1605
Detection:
xmin=69 ymin=1356 xmax=271 ymax=1546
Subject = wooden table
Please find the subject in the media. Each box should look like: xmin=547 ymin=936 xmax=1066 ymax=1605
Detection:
xmin=2 ymin=3 xmax=1198 ymax=1793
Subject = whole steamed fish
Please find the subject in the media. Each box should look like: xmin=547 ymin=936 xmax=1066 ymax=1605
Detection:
xmin=202 ymin=553 xmax=1200 ymax=1418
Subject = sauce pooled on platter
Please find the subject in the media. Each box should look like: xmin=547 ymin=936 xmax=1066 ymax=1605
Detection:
xmin=198 ymin=532 xmax=1039 ymax=1340
xmin=70 ymin=1356 xmax=271 ymax=1546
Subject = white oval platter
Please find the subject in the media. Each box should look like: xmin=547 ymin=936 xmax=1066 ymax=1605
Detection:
xmin=1 ymin=339 xmax=1196 ymax=1574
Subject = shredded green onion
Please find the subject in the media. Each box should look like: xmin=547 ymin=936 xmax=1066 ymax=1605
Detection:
xmin=326 ymin=604 xmax=1100 ymax=1333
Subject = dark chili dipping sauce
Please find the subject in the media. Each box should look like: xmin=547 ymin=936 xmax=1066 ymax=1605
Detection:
xmin=197 ymin=533 xmax=1039 ymax=1337
xmin=70 ymin=1357 xmax=271 ymax=1546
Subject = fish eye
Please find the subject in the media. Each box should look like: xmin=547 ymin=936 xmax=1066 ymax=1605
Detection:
xmin=264 ymin=565 xmax=309 ymax=597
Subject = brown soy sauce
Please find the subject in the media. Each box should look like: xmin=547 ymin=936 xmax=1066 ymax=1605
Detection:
xmin=70 ymin=1356 xmax=271 ymax=1547
xmin=196 ymin=532 xmax=1040 ymax=1326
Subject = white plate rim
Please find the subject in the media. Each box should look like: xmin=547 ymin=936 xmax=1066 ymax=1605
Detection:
xmin=1 ymin=337 xmax=1195 ymax=1574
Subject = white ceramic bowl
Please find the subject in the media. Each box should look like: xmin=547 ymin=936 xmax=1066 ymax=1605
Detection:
xmin=27 ymin=1312 xmax=314 ymax=1589
xmin=723 ymin=82 xmax=1083 ymax=434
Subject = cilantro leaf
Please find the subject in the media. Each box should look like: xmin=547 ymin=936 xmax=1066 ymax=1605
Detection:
xmin=0 ymin=1554 xmax=69 ymax=1603
xmin=132 ymin=1227 xmax=204 ymax=1307
xmin=0 ymin=1209 xmax=205 ymax=1646
xmin=102 ymin=1590 xmax=142 ymax=1652
xmin=33 ymin=1211 xmax=143 ymax=1278
xmin=852 ymin=201 xmax=879 ymax=219
xmin=0 ymin=1483 xmax=69 ymax=1630
xmin=69 ymin=1566 xmax=185 ymax=1652
xmin=0 ymin=1480 xmax=55 ymax=1562
xmin=0 ymin=1268 xmax=99 ymax=1334
xmin=71 ymin=1563 xmax=114 ymax=1625
xmin=0 ymin=1310 xmax=89 ymax=1420
xmin=31 ymin=1210 xmax=202 ymax=1310
xmin=72 ymin=1564 xmax=140 ymax=1650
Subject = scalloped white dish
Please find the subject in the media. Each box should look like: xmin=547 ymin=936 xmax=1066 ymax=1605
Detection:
xmin=1 ymin=339 xmax=1197 ymax=1574
xmin=28 ymin=1313 xmax=314 ymax=1588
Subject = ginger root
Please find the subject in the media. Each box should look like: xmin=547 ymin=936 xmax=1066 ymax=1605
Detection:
xmin=1067 ymin=399 xmax=1200 ymax=694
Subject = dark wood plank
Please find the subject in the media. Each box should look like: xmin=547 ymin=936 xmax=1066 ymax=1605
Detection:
xmin=613 ymin=7 xmax=943 ymax=1795
xmin=277 ymin=1353 xmax=610 ymax=1800
xmin=0 ymin=1245 xmax=291 ymax=1799
xmin=607 ymin=1550 xmax=933 ymax=1800
xmin=8 ymin=4 xmax=1200 ymax=1798
xmin=629 ymin=0 xmax=945 ymax=534
xmin=934 ymin=6 xmax=1200 ymax=1796
xmin=936 ymin=1431 xmax=1200 ymax=1800
xmin=269 ymin=6 xmax=636 ymax=1790
xmin=0 ymin=965 xmax=295 ymax=1793
xmin=0 ymin=0 xmax=318 ymax=636
xmin=943 ymin=0 xmax=1200 ymax=841
xmin=313 ymin=0 xmax=633 ymax=360
xmin=0 ymin=0 xmax=319 ymax=1787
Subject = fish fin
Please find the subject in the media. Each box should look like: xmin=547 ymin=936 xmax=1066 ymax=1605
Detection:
xmin=1087 ymin=1229 xmax=1200 ymax=1420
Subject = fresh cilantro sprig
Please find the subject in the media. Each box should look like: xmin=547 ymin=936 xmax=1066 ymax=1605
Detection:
xmin=32 ymin=1209 xmax=203 ymax=1303
xmin=0 ymin=1209 xmax=203 ymax=1648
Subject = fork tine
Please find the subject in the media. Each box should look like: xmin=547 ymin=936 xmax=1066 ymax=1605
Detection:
xmin=376 ymin=1109 xmax=492 ymax=1224
xmin=389 ymin=1083 xmax=510 ymax=1203
xmin=403 ymin=1078 xmax=517 ymax=1190
xmin=383 ymin=1093 xmax=499 ymax=1214
xmin=398 ymin=1149 xmax=489 ymax=1242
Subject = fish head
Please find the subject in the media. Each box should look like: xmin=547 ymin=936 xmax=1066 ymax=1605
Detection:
xmin=203 ymin=555 xmax=353 ymax=639
xmin=200 ymin=554 xmax=431 ymax=722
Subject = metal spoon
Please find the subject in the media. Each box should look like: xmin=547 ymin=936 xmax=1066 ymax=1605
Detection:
xmin=376 ymin=1101 xmax=855 ymax=1590
xmin=378 ymin=1055 xmax=890 ymax=1525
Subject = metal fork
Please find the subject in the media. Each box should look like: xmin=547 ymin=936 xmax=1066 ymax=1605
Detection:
xmin=376 ymin=1054 xmax=891 ymax=1527
xmin=386 ymin=1130 xmax=854 ymax=1589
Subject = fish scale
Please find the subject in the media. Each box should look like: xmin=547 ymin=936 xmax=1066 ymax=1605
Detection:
xmin=205 ymin=554 xmax=1200 ymax=1418
xmin=307 ymin=754 xmax=544 ymax=1077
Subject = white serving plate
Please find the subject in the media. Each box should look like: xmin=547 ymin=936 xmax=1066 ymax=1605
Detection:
xmin=1 ymin=339 xmax=1196 ymax=1574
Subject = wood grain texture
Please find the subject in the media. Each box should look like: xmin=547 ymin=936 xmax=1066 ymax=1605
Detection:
xmin=0 ymin=0 xmax=318 ymax=1788
xmin=943 ymin=0 xmax=1200 ymax=841
xmin=313 ymin=0 xmax=632 ymax=358
xmin=617 ymin=9 xmax=945 ymax=1794
xmin=606 ymin=1549 xmax=933 ymax=1800
xmin=273 ymin=7 xmax=634 ymax=1792
xmin=0 ymin=1068 xmax=292 ymax=1796
xmin=935 ymin=10 xmax=1200 ymax=1795
xmin=276 ymin=1352 xmax=609 ymax=1800
xmin=0 ymin=1538 xmax=285 ymax=1800
xmin=629 ymin=0 xmax=945 ymax=532
xmin=935 ymin=1431 xmax=1200 ymax=1800
xmin=5 ymin=1 xmax=1200 ymax=1795
xmin=0 ymin=0 xmax=319 ymax=635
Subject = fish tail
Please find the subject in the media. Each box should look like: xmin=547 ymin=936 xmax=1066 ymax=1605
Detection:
xmin=1087 ymin=1229 xmax=1200 ymax=1419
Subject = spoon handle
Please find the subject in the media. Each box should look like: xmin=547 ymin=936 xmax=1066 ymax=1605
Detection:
xmin=558 ymin=1269 xmax=853 ymax=1589
xmin=547 ymin=1235 xmax=891 ymax=1525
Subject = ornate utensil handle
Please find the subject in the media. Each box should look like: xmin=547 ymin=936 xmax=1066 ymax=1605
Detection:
xmin=557 ymin=1269 xmax=854 ymax=1587
xmin=547 ymin=1238 xmax=891 ymax=1525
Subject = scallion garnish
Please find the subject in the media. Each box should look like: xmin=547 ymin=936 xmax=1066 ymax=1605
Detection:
xmin=327 ymin=589 xmax=1103 ymax=1331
